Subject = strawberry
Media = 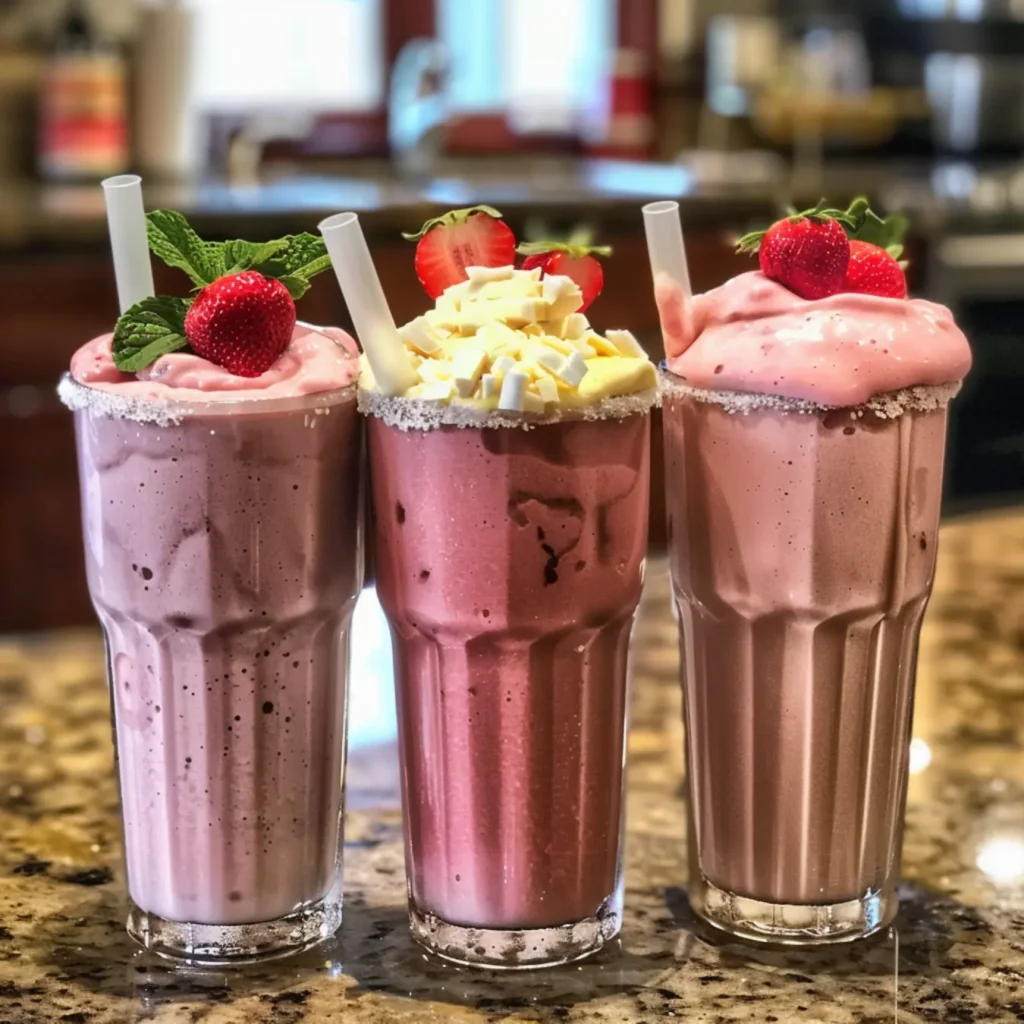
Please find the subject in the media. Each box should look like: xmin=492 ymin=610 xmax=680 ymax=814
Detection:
xmin=184 ymin=271 xmax=296 ymax=377
xmin=738 ymin=197 xmax=911 ymax=301
xmin=743 ymin=215 xmax=850 ymax=300
xmin=516 ymin=242 xmax=612 ymax=313
xmin=403 ymin=206 xmax=516 ymax=299
xmin=844 ymin=240 xmax=908 ymax=299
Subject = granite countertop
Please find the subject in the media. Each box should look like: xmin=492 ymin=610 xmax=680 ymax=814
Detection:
xmin=2 ymin=513 xmax=1024 ymax=1023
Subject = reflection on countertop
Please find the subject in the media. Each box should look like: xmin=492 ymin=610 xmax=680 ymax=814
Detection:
xmin=1 ymin=513 xmax=1023 ymax=1022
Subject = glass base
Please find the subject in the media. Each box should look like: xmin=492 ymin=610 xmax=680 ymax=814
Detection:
xmin=690 ymin=874 xmax=896 ymax=946
xmin=409 ymin=893 xmax=622 ymax=970
xmin=126 ymin=893 xmax=343 ymax=966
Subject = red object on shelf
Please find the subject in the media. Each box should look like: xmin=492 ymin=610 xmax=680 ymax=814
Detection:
xmin=584 ymin=47 xmax=655 ymax=159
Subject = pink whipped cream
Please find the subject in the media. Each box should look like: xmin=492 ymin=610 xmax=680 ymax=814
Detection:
xmin=657 ymin=271 xmax=971 ymax=407
xmin=70 ymin=323 xmax=360 ymax=403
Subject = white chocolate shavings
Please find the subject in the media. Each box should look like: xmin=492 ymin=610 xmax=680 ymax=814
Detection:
xmin=364 ymin=265 xmax=658 ymax=418
xmin=659 ymin=369 xmax=962 ymax=418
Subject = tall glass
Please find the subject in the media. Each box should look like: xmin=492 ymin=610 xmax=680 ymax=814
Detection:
xmin=67 ymin=379 xmax=363 ymax=964
xmin=663 ymin=374 xmax=952 ymax=945
xmin=367 ymin=410 xmax=650 ymax=968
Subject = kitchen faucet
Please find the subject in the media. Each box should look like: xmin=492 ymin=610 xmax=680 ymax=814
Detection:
xmin=388 ymin=37 xmax=448 ymax=179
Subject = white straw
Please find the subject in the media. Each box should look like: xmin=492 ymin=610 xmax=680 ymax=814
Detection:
xmin=102 ymin=175 xmax=155 ymax=313
xmin=642 ymin=200 xmax=691 ymax=298
xmin=319 ymin=212 xmax=417 ymax=396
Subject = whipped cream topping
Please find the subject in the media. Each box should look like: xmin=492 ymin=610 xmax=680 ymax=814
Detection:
xmin=360 ymin=265 xmax=657 ymax=413
xmin=69 ymin=323 xmax=360 ymax=403
xmin=657 ymin=271 xmax=972 ymax=408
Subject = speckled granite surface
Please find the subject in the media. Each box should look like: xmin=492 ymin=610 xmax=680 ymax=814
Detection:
xmin=1 ymin=514 xmax=1023 ymax=1023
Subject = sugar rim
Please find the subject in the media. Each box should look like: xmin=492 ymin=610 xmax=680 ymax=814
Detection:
xmin=358 ymin=387 xmax=661 ymax=431
xmin=57 ymin=373 xmax=358 ymax=426
xmin=659 ymin=369 xmax=962 ymax=419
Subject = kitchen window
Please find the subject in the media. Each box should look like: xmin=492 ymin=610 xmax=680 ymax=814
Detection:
xmin=190 ymin=0 xmax=622 ymax=157
xmin=191 ymin=0 xmax=385 ymax=113
xmin=439 ymin=0 xmax=616 ymax=134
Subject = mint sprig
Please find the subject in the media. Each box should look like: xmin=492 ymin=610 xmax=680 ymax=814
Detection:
xmin=110 ymin=212 xmax=336 ymax=372
xmin=145 ymin=210 xmax=333 ymax=298
xmin=736 ymin=196 xmax=908 ymax=259
xmin=253 ymin=234 xmax=334 ymax=299
xmin=111 ymin=296 xmax=192 ymax=373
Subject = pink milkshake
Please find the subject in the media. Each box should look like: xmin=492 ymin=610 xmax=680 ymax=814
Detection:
xmin=61 ymin=212 xmax=363 ymax=963
xmin=370 ymin=414 xmax=648 ymax=955
xmin=357 ymin=209 xmax=658 ymax=967
xmin=657 ymin=230 xmax=972 ymax=943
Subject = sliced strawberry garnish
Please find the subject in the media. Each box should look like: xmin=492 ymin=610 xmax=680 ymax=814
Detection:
xmin=184 ymin=270 xmax=296 ymax=377
xmin=516 ymin=241 xmax=612 ymax=313
xmin=403 ymin=206 xmax=516 ymax=299
xmin=844 ymin=240 xmax=908 ymax=298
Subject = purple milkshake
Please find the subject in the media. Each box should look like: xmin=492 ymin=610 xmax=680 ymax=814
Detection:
xmin=61 ymin=211 xmax=363 ymax=963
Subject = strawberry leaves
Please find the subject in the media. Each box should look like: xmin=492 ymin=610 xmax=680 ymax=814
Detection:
xmin=402 ymin=205 xmax=506 ymax=242
xmin=111 ymin=296 xmax=192 ymax=373
xmin=842 ymin=198 xmax=908 ymax=260
xmin=737 ymin=196 xmax=908 ymax=259
xmin=516 ymin=240 xmax=612 ymax=260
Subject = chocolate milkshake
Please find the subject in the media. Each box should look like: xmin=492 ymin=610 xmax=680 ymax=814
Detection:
xmin=61 ymin=212 xmax=363 ymax=963
xmin=357 ymin=210 xmax=658 ymax=967
xmin=657 ymin=204 xmax=972 ymax=944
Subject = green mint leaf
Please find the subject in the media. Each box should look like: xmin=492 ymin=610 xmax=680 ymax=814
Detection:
xmin=222 ymin=238 xmax=289 ymax=276
xmin=146 ymin=210 xmax=225 ymax=287
xmin=111 ymin=296 xmax=192 ymax=373
xmin=254 ymin=234 xmax=332 ymax=284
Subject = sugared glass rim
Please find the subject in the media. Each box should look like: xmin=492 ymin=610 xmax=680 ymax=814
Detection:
xmin=58 ymin=373 xmax=358 ymax=425
xmin=658 ymin=364 xmax=961 ymax=418
xmin=357 ymin=386 xmax=660 ymax=432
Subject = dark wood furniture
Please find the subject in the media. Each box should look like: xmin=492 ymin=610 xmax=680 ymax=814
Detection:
xmin=0 ymin=227 xmax=748 ymax=631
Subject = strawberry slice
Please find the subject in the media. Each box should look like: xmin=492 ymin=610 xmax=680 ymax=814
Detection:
xmin=403 ymin=206 xmax=516 ymax=299
xmin=516 ymin=241 xmax=612 ymax=313
xmin=184 ymin=270 xmax=296 ymax=377
xmin=844 ymin=240 xmax=908 ymax=299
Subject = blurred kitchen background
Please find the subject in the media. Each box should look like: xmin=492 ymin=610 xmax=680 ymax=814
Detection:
xmin=0 ymin=0 xmax=1021 ymax=632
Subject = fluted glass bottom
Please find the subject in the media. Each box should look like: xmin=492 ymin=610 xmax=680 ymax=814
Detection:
xmin=662 ymin=382 xmax=952 ymax=947
xmin=690 ymin=874 xmax=895 ymax=945
xmin=127 ymin=885 xmax=343 ymax=965
xmin=409 ymin=883 xmax=623 ymax=969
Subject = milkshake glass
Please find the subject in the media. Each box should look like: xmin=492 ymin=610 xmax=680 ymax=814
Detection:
xmin=657 ymin=269 xmax=972 ymax=945
xmin=60 ymin=323 xmax=362 ymax=963
xmin=359 ymin=259 xmax=658 ymax=967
